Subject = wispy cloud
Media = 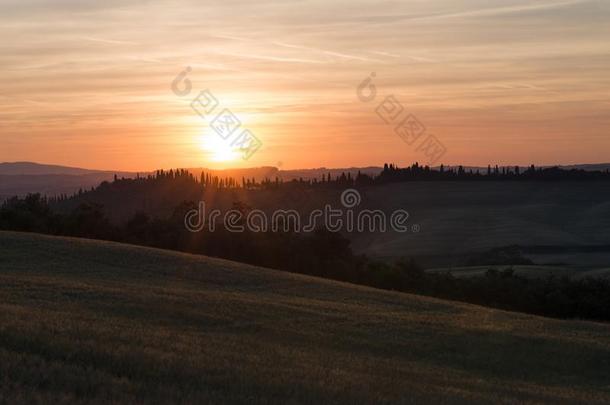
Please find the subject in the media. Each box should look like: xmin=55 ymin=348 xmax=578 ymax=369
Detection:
xmin=406 ymin=0 xmax=589 ymax=22
xmin=219 ymin=51 xmax=326 ymax=64
xmin=273 ymin=42 xmax=381 ymax=63
xmin=368 ymin=51 xmax=401 ymax=58
xmin=79 ymin=36 xmax=139 ymax=46
xmin=1 ymin=0 xmax=608 ymax=169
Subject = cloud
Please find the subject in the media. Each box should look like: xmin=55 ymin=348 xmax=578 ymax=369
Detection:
xmin=79 ymin=36 xmax=139 ymax=46
xmin=218 ymin=52 xmax=326 ymax=64
xmin=367 ymin=51 xmax=400 ymax=58
xmin=445 ymin=0 xmax=587 ymax=18
xmin=274 ymin=42 xmax=381 ymax=62
xmin=1 ymin=0 xmax=608 ymax=168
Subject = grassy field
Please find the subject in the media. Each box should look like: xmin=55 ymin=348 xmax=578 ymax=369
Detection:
xmin=1 ymin=231 xmax=610 ymax=404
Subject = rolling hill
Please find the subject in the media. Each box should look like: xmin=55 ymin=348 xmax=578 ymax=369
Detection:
xmin=0 ymin=162 xmax=382 ymax=202
xmin=0 ymin=162 xmax=105 ymax=176
xmin=0 ymin=162 xmax=138 ymax=202
xmin=1 ymin=231 xmax=609 ymax=403
xmin=53 ymin=178 xmax=610 ymax=270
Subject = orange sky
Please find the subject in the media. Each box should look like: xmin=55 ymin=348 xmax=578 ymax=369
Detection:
xmin=1 ymin=0 xmax=609 ymax=171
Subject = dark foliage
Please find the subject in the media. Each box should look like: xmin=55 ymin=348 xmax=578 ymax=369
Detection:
xmin=3 ymin=193 xmax=610 ymax=322
xmin=465 ymin=246 xmax=534 ymax=266
xmin=45 ymin=163 xmax=610 ymax=209
xmin=378 ymin=162 xmax=610 ymax=183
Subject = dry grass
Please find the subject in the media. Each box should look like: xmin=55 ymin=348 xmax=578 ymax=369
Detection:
xmin=1 ymin=231 xmax=609 ymax=404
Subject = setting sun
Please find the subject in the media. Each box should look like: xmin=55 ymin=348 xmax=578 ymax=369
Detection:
xmin=2 ymin=1 xmax=610 ymax=402
xmin=199 ymin=132 xmax=239 ymax=162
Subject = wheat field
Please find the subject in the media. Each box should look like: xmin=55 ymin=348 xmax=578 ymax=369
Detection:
xmin=1 ymin=231 xmax=609 ymax=404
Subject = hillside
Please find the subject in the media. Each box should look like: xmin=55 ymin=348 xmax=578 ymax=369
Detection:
xmin=0 ymin=162 xmax=138 ymax=202
xmin=0 ymin=162 xmax=381 ymax=201
xmin=53 ymin=178 xmax=610 ymax=270
xmin=0 ymin=162 xmax=103 ymax=176
xmin=1 ymin=232 xmax=609 ymax=403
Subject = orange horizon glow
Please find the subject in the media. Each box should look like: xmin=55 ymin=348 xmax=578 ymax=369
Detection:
xmin=1 ymin=0 xmax=609 ymax=172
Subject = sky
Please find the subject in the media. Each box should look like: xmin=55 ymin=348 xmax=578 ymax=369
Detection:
xmin=0 ymin=0 xmax=609 ymax=171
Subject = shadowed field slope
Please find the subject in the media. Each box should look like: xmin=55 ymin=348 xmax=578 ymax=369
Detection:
xmin=1 ymin=231 xmax=609 ymax=404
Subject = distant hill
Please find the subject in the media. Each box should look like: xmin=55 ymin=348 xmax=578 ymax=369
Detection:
xmin=437 ymin=163 xmax=610 ymax=173
xmin=0 ymin=161 xmax=113 ymax=176
xmin=278 ymin=166 xmax=383 ymax=181
xmin=0 ymin=162 xmax=140 ymax=201
xmin=50 ymin=172 xmax=610 ymax=270
xmin=560 ymin=163 xmax=610 ymax=171
xmin=0 ymin=163 xmax=274 ymax=201
xmin=185 ymin=166 xmax=279 ymax=182
xmin=175 ymin=166 xmax=383 ymax=183
xmin=0 ymin=162 xmax=382 ymax=181
xmin=0 ymin=162 xmax=382 ymax=200
xmin=2 ymin=161 xmax=609 ymax=201
xmin=1 ymin=230 xmax=609 ymax=403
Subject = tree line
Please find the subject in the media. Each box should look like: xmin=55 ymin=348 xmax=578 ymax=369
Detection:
xmin=42 ymin=162 xmax=610 ymax=205
xmin=2 ymin=193 xmax=610 ymax=321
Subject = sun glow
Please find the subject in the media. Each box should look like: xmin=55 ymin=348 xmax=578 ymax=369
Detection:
xmin=199 ymin=133 xmax=239 ymax=162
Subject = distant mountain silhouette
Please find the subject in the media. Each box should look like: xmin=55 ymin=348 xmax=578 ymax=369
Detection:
xmin=0 ymin=162 xmax=116 ymax=176
xmin=0 ymin=162 xmax=139 ymax=201
xmin=0 ymin=162 xmax=382 ymax=200
xmin=2 ymin=161 xmax=610 ymax=202
xmin=436 ymin=163 xmax=610 ymax=173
